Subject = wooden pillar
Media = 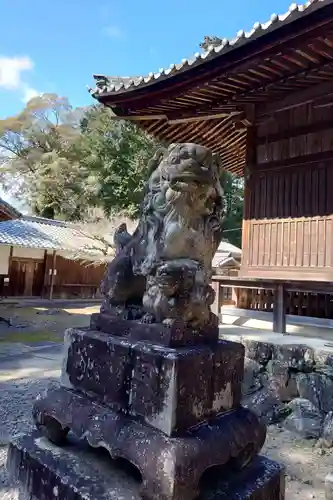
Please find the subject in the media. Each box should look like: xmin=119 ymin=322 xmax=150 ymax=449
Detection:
xmin=273 ymin=283 xmax=286 ymax=334
xmin=49 ymin=251 xmax=57 ymax=300
xmin=241 ymin=105 xmax=256 ymax=274
xmin=41 ymin=250 xmax=48 ymax=298
xmin=7 ymin=246 xmax=13 ymax=296
xmin=231 ymin=287 xmax=238 ymax=306
xmin=211 ymin=279 xmax=221 ymax=321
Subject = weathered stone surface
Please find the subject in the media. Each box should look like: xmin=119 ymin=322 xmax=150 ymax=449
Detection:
xmin=243 ymin=340 xmax=273 ymax=366
xmin=266 ymin=360 xmax=289 ymax=381
xmin=314 ymin=350 xmax=333 ymax=367
xmin=315 ymin=365 xmax=333 ymax=379
xmin=296 ymin=372 xmax=333 ymax=414
xmin=264 ymin=360 xmax=298 ymax=403
xmin=61 ymin=327 xmax=244 ymax=435
xmin=272 ymin=344 xmax=315 ymax=371
xmin=284 ymin=398 xmax=323 ymax=439
xmin=7 ymin=431 xmax=284 ymax=500
xmin=91 ymin=312 xmax=219 ymax=347
xmin=242 ymin=387 xmax=285 ymax=424
xmin=325 ymin=472 xmax=333 ymax=500
xmin=128 ymin=342 xmax=215 ymax=432
xmin=279 ymin=373 xmax=299 ymax=403
xmin=99 ymin=144 xmax=224 ymax=330
xmin=32 ymin=386 xmax=266 ymax=500
xmin=61 ymin=327 xmax=132 ymax=411
xmin=242 ymin=358 xmax=262 ymax=396
xmin=321 ymin=411 xmax=333 ymax=447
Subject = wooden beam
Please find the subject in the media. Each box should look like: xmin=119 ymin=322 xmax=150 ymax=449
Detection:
xmin=257 ymin=79 xmax=333 ymax=117
xmin=167 ymin=111 xmax=234 ymax=124
xmin=257 ymin=118 xmax=333 ymax=145
xmin=107 ymin=110 xmax=167 ymax=121
xmin=255 ymin=149 xmax=333 ymax=173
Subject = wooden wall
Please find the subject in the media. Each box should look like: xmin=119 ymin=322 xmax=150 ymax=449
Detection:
xmin=43 ymin=255 xmax=106 ymax=299
xmin=6 ymin=248 xmax=106 ymax=299
xmin=241 ymin=102 xmax=333 ymax=280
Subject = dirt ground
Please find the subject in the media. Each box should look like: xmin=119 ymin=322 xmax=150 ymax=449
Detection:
xmin=0 ymin=304 xmax=332 ymax=498
xmin=263 ymin=425 xmax=333 ymax=499
xmin=0 ymin=304 xmax=100 ymax=345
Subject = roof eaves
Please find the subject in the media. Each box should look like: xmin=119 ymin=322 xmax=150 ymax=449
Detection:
xmin=89 ymin=0 xmax=329 ymax=98
xmin=0 ymin=198 xmax=22 ymax=219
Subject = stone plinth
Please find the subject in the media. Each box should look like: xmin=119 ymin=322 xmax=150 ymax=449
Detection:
xmin=32 ymin=385 xmax=266 ymax=500
xmin=7 ymin=432 xmax=285 ymax=500
xmin=61 ymin=327 xmax=244 ymax=435
xmin=91 ymin=312 xmax=219 ymax=347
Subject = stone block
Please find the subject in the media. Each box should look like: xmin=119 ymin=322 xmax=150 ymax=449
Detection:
xmin=91 ymin=312 xmax=219 ymax=347
xmin=284 ymin=398 xmax=323 ymax=439
xmin=243 ymin=340 xmax=273 ymax=365
xmin=272 ymin=344 xmax=315 ymax=371
xmin=61 ymin=328 xmax=244 ymax=435
xmin=129 ymin=343 xmax=213 ymax=433
xmin=61 ymin=327 xmax=132 ymax=411
xmin=128 ymin=339 xmax=244 ymax=435
xmin=8 ymin=431 xmax=284 ymax=500
xmin=296 ymin=372 xmax=333 ymax=414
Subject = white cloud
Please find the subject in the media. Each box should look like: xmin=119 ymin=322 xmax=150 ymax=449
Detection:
xmin=0 ymin=55 xmax=40 ymax=104
xmin=0 ymin=56 xmax=33 ymax=90
xmin=102 ymin=25 xmax=123 ymax=38
xmin=21 ymin=86 xmax=39 ymax=103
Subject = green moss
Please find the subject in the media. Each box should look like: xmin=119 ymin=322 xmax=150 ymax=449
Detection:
xmin=0 ymin=330 xmax=61 ymax=343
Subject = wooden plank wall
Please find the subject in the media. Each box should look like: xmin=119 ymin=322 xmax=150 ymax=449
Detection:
xmin=241 ymin=102 xmax=333 ymax=280
xmin=44 ymin=255 xmax=106 ymax=299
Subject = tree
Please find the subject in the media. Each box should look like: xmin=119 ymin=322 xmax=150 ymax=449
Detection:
xmin=0 ymin=94 xmax=97 ymax=220
xmin=221 ymin=171 xmax=244 ymax=248
xmin=0 ymin=96 xmax=244 ymax=239
xmin=78 ymin=105 xmax=160 ymax=217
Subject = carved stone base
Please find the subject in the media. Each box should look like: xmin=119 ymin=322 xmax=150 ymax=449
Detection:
xmin=32 ymin=386 xmax=266 ymax=500
xmin=7 ymin=431 xmax=285 ymax=500
xmin=61 ymin=327 xmax=245 ymax=435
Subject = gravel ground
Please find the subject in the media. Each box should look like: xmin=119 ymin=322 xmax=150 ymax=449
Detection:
xmin=0 ymin=372 xmax=333 ymax=499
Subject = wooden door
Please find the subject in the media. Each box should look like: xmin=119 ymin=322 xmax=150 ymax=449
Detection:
xmin=9 ymin=259 xmax=45 ymax=296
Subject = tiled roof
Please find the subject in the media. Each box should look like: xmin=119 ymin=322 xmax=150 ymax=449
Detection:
xmin=90 ymin=0 xmax=328 ymax=96
xmin=216 ymin=240 xmax=242 ymax=258
xmin=0 ymin=216 xmax=108 ymax=257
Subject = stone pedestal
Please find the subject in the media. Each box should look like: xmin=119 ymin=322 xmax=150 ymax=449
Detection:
xmin=7 ymin=318 xmax=285 ymax=500
xmin=7 ymin=432 xmax=285 ymax=500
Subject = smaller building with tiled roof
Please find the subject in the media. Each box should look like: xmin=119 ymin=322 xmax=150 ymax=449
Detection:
xmin=0 ymin=215 xmax=112 ymax=299
xmin=0 ymin=215 xmax=110 ymax=258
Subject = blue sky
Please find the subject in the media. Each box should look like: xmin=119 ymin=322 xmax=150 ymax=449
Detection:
xmin=0 ymin=0 xmax=293 ymax=119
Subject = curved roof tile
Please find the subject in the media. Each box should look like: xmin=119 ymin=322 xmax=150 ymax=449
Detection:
xmin=89 ymin=0 xmax=327 ymax=97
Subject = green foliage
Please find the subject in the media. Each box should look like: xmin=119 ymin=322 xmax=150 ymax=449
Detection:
xmin=221 ymin=171 xmax=244 ymax=248
xmin=78 ymin=106 xmax=160 ymax=217
xmin=0 ymin=95 xmax=244 ymax=246
xmin=0 ymin=94 xmax=93 ymax=220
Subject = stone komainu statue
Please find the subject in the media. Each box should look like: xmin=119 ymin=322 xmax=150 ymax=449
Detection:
xmin=101 ymin=143 xmax=224 ymax=328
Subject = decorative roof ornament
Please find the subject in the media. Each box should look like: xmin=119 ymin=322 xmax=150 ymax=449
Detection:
xmin=200 ymin=36 xmax=223 ymax=51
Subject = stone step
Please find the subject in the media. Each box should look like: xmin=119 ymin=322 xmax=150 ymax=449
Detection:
xmin=7 ymin=431 xmax=285 ymax=500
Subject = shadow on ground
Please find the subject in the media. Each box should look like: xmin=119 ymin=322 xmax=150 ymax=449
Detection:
xmin=0 ymin=304 xmax=100 ymax=346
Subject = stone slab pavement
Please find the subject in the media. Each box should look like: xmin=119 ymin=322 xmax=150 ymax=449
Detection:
xmin=0 ymin=343 xmax=63 ymax=383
